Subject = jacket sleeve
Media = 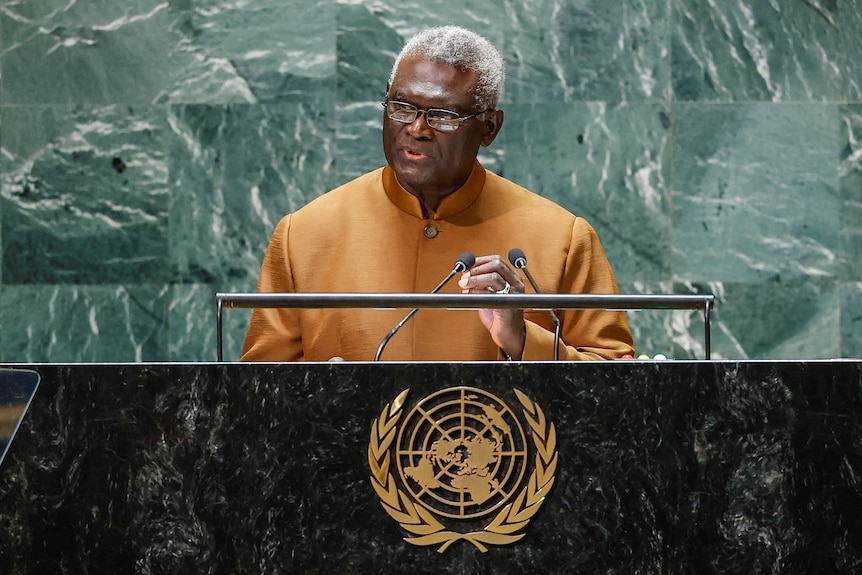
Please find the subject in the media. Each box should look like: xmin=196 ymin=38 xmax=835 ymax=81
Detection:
xmin=240 ymin=215 xmax=304 ymax=361
xmin=521 ymin=217 xmax=635 ymax=361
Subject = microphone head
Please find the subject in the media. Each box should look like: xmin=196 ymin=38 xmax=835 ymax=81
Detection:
xmin=454 ymin=251 xmax=476 ymax=272
xmin=508 ymin=248 xmax=527 ymax=269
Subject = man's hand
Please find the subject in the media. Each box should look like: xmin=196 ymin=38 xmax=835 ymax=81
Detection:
xmin=458 ymin=254 xmax=526 ymax=359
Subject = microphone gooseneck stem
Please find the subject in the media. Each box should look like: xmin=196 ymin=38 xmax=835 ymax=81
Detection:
xmin=374 ymin=309 xmax=420 ymax=362
xmin=519 ymin=266 xmax=540 ymax=297
xmin=510 ymin=249 xmax=561 ymax=362
xmin=374 ymin=252 xmax=475 ymax=362
xmin=374 ymin=268 xmax=457 ymax=361
xmin=524 ymin=269 xmax=561 ymax=362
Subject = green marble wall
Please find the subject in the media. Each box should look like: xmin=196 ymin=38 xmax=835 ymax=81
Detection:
xmin=1 ymin=0 xmax=860 ymax=362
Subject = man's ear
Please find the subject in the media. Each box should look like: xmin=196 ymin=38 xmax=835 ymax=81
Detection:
xmin=480 ymin=109 xmax=504 ymax=147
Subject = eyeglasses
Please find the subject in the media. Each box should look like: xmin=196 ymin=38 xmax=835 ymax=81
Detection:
xmin=382 ymin=100 xmax=493 ymax=132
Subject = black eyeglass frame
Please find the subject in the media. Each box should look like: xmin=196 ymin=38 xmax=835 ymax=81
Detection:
xmin=381 ymin=100 xmax=494 ymax=132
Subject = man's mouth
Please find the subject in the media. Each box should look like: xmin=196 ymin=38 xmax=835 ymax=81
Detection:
xmin=402 ymin=147 xmax=430 ymax=160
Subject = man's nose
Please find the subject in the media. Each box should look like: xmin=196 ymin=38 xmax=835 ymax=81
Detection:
xmin=406 ymin=111 xmax=434 ymax=136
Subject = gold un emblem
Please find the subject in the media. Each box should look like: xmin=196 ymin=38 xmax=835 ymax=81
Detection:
xmin=368 ymin=387 xmax=558 ymax=552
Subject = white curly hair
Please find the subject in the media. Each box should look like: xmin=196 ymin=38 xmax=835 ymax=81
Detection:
xmin=388 ymin=26 xmax=505 ymax=109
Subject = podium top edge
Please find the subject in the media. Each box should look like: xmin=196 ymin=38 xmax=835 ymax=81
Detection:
xmin=214 ymin=292 xmax=715 ymax=310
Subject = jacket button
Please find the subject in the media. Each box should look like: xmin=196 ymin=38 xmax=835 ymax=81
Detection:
xmin=423 ymin=224 xmax=439 ymax=239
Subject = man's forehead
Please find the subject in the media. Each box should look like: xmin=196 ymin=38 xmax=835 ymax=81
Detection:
xmin=390 ymin=56 xmax=478 ymax=104
xmin=390 ymin=79 xmax=453 ymax=101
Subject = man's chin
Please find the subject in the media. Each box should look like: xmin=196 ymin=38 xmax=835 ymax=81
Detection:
xmin=397 ymin=154 xmax=433 ymax=169
xmin=393 ymin=162 xmax=433 ymax=187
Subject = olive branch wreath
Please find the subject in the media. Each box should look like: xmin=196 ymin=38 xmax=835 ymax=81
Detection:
xmin=367 ymin=388 xmax=557 ymax=553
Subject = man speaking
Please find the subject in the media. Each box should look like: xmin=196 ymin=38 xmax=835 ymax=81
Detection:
xmin=241 ymin=26 xmax=634 ymax=362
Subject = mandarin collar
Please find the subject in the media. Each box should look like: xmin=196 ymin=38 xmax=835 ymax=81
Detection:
xmin=383 ymin=160 xmax=486 ymax=220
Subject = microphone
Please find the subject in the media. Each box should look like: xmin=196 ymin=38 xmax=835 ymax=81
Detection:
xmin=374 ymin=251 xmax=476 ymax=361
xmin=508 ymin=248 xmax=561 ymax=361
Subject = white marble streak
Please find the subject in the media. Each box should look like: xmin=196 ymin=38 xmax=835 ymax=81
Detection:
xmin=546 ymin=0 xmax=575 ymax=102
xmin=156 ymin=50 xmax=258 ymax=105
xmin=625 ymin=1 xmax=661 ymax=98
xmin=91 ymin=3 xmax=168 ymax=32
xmin=736 ymin=1 xmax=779 ymax=100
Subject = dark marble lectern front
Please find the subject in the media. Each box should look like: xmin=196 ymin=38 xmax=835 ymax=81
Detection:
xmin=1 ymin=362 xmax=861 ymax=574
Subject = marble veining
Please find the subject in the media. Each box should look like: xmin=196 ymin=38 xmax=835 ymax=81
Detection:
xmin=1 ymin=0 xmax=861 ymax=361
xmin=1 ymin=362 xmax=861 ymax=573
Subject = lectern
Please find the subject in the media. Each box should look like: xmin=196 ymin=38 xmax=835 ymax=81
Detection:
xmin=1 ymin=361 xmax=861 ymax=573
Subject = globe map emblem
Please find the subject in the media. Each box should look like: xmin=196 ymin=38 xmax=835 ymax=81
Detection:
xmin=396 ymin=387 xmax=529 ymax=520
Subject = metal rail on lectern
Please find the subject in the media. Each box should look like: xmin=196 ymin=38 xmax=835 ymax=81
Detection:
xmin=215 ymin=293 xmax=715 ymax=362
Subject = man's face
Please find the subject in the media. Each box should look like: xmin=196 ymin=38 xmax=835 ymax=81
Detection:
xmin=383 ymin=55 xmax=502 ymax=204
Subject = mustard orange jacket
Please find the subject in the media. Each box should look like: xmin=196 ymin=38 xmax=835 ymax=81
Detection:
xmin=241 ymin=162 xmax=634 ymax=362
